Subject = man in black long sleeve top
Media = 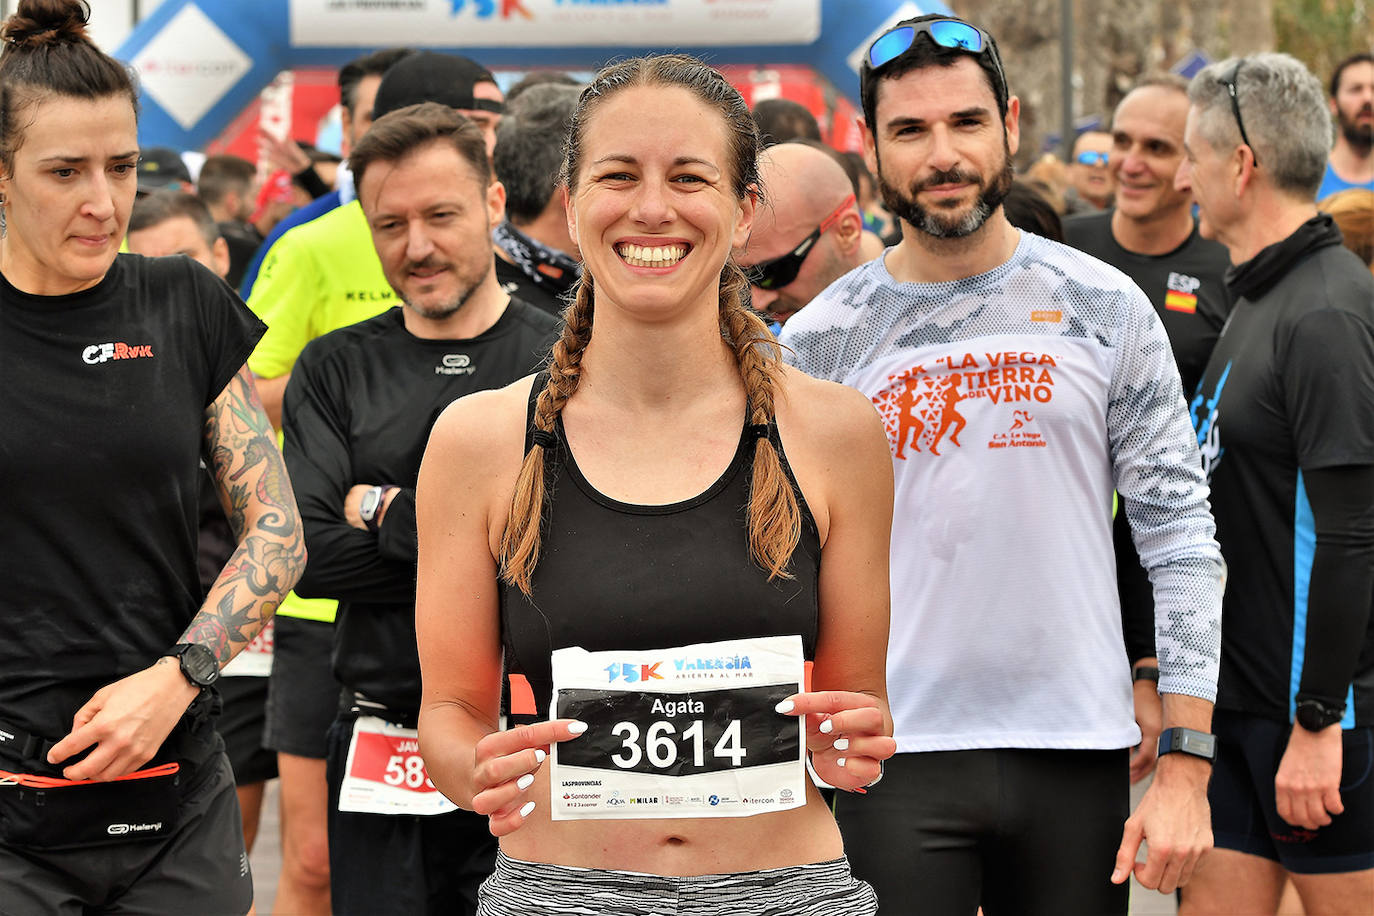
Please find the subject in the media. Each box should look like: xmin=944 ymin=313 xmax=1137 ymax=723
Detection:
xmin=1176 ymin=54 xmax=1374 ymax=913
xmin=282 ymin=103 xmax=559 ymax=916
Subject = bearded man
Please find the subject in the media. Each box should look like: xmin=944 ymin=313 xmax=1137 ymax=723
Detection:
xmin=780 ymin=14 xmax=1225 ymax=914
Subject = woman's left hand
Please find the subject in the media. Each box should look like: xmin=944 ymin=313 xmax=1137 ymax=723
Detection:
xmin=776 ymin=691 xmax=896 ymax=793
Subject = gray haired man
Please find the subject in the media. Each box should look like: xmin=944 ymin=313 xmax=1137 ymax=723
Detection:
xmin=1177 ymin=52 xmax=1374 ymax=913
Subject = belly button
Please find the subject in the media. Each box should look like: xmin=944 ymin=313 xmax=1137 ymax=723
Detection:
xmin=665 ymin=836 xmax=686 ymax=846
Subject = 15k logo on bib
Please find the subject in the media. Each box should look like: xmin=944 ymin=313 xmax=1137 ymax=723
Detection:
xmin=549 ymin=635 xmax=806 ymax=820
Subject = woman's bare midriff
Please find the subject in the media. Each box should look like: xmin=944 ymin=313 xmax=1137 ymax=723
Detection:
xmin=498 ymin=771 xmax=844 ymax=876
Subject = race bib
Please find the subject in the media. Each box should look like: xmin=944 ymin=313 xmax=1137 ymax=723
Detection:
xmin=549 ymin=635 xmax=806 ymax=820
xmin=337 ymin=716 xmax=458 ymax=816
xmin=221 ymin=618 xmax=274 ymax=678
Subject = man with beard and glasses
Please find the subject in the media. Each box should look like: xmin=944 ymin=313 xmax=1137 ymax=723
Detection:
xmin=1317 ymin=52 xmax=1373 ymax=198
xmin=280 ymin=103 xmax=558 ymax=915
xmin=780 ymin=14 xmax=1224 ymax=914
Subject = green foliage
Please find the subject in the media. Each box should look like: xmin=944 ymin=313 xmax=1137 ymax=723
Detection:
xmin=1274 ymin=0 xmax=1372 ymax=87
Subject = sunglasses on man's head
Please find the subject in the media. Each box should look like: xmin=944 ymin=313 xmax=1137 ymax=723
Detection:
xmin=1218 ymin=58 xmax=1260 ymax=168
xmin=744 ymin=194 xmax=856 ymax=292
xmin=1074 ymin=151 xmax=1110 ymax=167
xmin=866 ymin=18 xmax=1007 ymax=106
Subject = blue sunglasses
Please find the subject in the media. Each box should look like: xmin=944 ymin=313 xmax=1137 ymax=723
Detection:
xmin=866 ymin=19 xmax=1007 ymax=105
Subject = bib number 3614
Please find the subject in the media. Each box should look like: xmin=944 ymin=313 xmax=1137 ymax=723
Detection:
xmin=611 ymin=718 xmax=746 ymax=770
xmin=556 ymin=684 xmax=797 ymax=777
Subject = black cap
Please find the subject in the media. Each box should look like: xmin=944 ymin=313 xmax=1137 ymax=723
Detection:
xmin=136 ymin=147 xmax=192 ymax=194
xmin=371 ymin=51 xmax=503 ymax=121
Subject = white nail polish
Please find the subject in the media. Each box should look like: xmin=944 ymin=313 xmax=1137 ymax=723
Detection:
xmin=833 ymin=738 xmax=850 ymax=751
xmin=517 ymin=774 xmax=535 ymax=791
xmin=819 ymin=718 xmax=834 ymax=734
xmin=567 ymin=721 xmax=588 ymax=734
xmin=534 ymin=749 xmax=546 ymax=764
xmin=774 ymin=699 xmax=795 ymax=714
xmin=837 ymin=757 xmax=847 ymax=767
xmin=519 ymin=801 xmax=536 ymax=818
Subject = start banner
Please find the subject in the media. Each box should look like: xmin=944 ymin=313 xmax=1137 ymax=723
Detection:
xmin=290 ymin=0 xmax=821 ymax=48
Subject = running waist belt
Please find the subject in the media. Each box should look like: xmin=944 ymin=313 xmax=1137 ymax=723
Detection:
xmin=0 ymin=762 xmax=183 ymax=850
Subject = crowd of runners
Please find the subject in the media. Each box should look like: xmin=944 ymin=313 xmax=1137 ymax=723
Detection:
xmin=1 ymin=0 xmax=1371 ymax=913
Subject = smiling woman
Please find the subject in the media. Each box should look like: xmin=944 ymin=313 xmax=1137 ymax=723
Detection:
xmin=0 ymin=2 xmax=304 ymax=913
xmin=413 ymin=54 xmax=898 ymax=916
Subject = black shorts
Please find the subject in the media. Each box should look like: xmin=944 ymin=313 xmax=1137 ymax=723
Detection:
xmin=325 ymin=711 xmax=497 ymax=915
xmin=1210 ymin=709 xmax=1374 ymax=874
xmin=834 ymin=747 xmax=1130 ymax=916
xmin=263 ymin=615 xmax=340 ymax=759
xmin=0 ymin=754 xmax=252 ymax=916
xmin=217 ymin=675 xmax=277 ymax=786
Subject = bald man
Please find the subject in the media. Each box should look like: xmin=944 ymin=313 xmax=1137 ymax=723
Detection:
xmin=738 ymin=142 xmax=866 ymax=326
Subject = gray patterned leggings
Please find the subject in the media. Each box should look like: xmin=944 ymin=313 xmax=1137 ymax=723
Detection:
xmin=477 ymin=850 xmax=879 ymax=915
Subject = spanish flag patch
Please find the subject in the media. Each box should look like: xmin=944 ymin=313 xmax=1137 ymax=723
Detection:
xmin=1164 ymin=290 xmax=1198 ymax=313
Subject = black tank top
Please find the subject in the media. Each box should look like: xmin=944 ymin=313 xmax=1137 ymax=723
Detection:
xmin=500 ymin=375 xmax=822 ymax=718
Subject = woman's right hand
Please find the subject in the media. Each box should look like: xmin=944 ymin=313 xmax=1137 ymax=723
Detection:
xmin=471 ymin=718 xmax=587 ymax=836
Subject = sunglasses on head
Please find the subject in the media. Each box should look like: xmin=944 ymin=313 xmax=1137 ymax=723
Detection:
xmin=1074 ymin=150 xmax=1110 ymax=167
xmin=866 ymin=18 xmax=1007 ymax=105
xmin=1217 ymin=58 xmax=1260 ymax=168
xmin=744 ymin=194 xmax=856 ymax=292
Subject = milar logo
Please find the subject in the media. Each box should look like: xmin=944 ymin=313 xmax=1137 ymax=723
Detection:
xmin=83 ymin=342 xmax=154 ymax=365
xmin=605 ymin=661 xmax=663 ymax=683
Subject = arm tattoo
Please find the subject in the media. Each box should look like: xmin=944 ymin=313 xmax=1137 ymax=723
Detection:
xmin=188 ymin=367 xmax=306 ymax=665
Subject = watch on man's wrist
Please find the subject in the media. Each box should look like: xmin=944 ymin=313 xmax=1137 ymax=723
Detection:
xmin=359 ymin=485 xmax=397 ymax=532
xmin=1157 ymin=727 xmax=1217 ymax=763
xmin=1295 ymin=698 xmax=1345 ymax=732
xmin=164 ymin=642 xmax=220 ymax=689
xmin=1132 ymin=665 xmax=1160 ymax=683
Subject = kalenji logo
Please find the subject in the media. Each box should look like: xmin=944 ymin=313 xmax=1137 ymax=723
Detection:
xmin=83 ymin=342 xmax=154 ymax=365
xmin=107 ymin=822 xmax=163 ymax=835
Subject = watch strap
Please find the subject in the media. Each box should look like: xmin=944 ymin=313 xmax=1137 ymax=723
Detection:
xmin=1132 ymin=665 xmax=1160 ymax=683
xmin=362 ymin=485 xmax=398 ymax=532
xmin=1157 ymin=726 xmax=1217 ymax=763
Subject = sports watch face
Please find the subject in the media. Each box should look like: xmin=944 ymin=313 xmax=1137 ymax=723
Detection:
xmin=360 ymin=486 xmax=383 ymax=521
xmin=1296 ymin=700 xmax=1342 ymax=731
xmin=178 ymin=643 xmax=220 ymax=687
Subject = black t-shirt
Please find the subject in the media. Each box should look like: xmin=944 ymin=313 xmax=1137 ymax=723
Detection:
xmin=283 ymin=301 xmax=559 ymax=712
xmin=494 ymin=255 xmax=568 ymax=317
xmin=0 ymin=254 xmax=264 ymax=755
xmin=1064 ymin=210 xmax=1231 ymax=396
xmin=1193 ymin=217 xmax=1374 ymax=725
xmin=1066 ymin=210 xmax=1234 ymax=663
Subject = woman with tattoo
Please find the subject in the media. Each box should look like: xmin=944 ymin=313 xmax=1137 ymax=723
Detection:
xmin=0 ymin=2 xmax=305 ymax=913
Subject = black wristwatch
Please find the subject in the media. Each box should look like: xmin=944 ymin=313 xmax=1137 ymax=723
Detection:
xmin=1132 ymin=665 xmax=1160 ymax=683
xmin=359 ymin=485 xmax=397 ymax=533
xmin=1295 ymin=699 xmax=1345 ymax=732
xmin=1157 ymin=727 xmax=1216 ymax=763
xmin=164 ymin=643 xmax=220 ymax=689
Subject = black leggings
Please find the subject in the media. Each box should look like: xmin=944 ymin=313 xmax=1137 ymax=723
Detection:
xmin=834 ymin=748 xmax=1130 ymax=916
